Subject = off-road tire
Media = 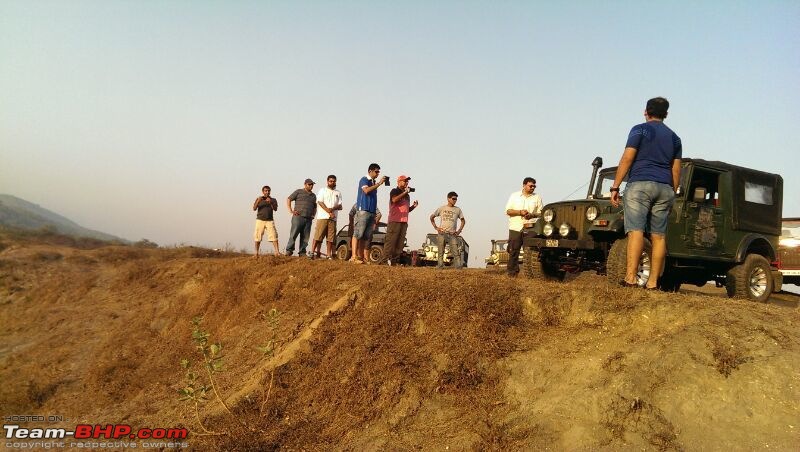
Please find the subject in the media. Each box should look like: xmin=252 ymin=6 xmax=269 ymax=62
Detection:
xmin=336 ymin=243 xmax=351 ymax=261
xmin=523 ymin=248 xmax=542 ymax=278
xmin=725 ymin=254 xmax=773 ymax=302
xmin=606 ymin=237 xmax=652 ymax=287
xmin=524 ymin=249 xmax=566 ymax=281
xmin=368 ymin=245 xmax=384 ymax=264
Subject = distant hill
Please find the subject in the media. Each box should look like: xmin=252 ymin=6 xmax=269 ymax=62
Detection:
xmin=0 ymin=194 xmax=128 ymax=243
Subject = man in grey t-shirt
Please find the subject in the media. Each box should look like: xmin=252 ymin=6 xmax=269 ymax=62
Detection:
xmin=430 ymin=191 xmax=466 ymax=269
xmin=285 ymin=178 xmax=317 ymax=256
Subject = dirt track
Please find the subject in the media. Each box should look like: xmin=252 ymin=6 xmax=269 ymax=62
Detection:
xmin=1 ymin=239 xmax=799 ymax=450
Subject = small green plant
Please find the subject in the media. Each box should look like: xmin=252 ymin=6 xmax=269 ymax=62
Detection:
xmin=178 ymin=316 xmax=246 ymax=433
xmin=177 ymin=358 xmax=219 ymax=435
xmin=258 ymin=308 xmax=281 ymax=415
xmin=256 ymin=308 xmax=281 ymax=358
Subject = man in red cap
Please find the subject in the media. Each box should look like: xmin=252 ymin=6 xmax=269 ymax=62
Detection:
xmin=381 ymin=175 xmax=418 ymax=265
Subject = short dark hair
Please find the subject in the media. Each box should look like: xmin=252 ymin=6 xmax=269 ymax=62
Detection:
xmin=447 ymin=191 xmax=458 ymax=198
xmin=523 ymin=177 xmax=536 ymax=185
xmin=327 ymin=174 xmax=336 ymax=181
xmin=368 ymin=163 xmax=381 ymax=172
xmin=646 ymin=97 xmax=669 ymax=119
xmin=262 ymin=185 xmax=270 ymax=190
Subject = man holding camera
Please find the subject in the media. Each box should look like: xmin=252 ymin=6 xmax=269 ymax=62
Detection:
xmin=505 ymin=177 xmax=543 ymax=277
xmin=351 ymin=163 xmax=388 ymax=264
xmin=380 ymin=175 xmax=418 ymax=265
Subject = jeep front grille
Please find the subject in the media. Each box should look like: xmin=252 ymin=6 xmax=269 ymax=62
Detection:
xmin=552 ymin=206 xmax=586 ymax=238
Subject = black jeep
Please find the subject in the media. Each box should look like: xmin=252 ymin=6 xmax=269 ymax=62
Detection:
xmin=333 ymin=222 xmax=410 ymax=264
xmin=523 ymin=157 xmax=784 ymax=302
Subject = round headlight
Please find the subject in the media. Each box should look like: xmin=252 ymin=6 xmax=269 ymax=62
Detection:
xmin=543 ymin=223 xmax=554 ymax=237
xmin=543 ymin=209 xmax=554 ymax=222
xmin=559 ymin=223 xmax=570 ymax=237
xmin=424 ymin=246 xmax=431 ymax=252
xmin=586 ymin=206 xmax=599 ymax=221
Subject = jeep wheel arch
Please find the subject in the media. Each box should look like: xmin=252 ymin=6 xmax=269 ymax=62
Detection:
xmin=735 ymin=234 xmax=776 ymax=263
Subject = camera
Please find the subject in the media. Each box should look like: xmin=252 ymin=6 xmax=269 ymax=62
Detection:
xmin=408 ymin=187 xmax=416 ymax=193
xmin=384 ymin=177 xmax=390 ymax=186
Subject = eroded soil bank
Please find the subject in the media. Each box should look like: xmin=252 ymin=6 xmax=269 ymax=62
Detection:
xmin=1 ymin=240 xmax=798 ymax=450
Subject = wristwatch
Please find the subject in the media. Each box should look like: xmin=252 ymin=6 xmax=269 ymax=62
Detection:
xmin=609 ymin=187 xmax=620 ymax=192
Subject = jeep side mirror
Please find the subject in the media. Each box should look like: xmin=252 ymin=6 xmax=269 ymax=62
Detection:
xmin=693 ymin=187 xmax=707 ymax=203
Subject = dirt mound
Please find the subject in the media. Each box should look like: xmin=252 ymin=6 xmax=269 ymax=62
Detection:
xmin=1 ymin=239 xmax=799 ymax=450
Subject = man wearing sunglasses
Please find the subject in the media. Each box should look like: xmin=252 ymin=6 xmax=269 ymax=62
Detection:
xmin=430 ymin=192 xmax=466 ymax=269
xmin=505 ymin=177 xmax=543 ymax=277
xmin=351 ymin=163 xmax=389 ymax=263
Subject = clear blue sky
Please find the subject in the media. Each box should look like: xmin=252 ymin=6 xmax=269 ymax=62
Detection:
xmin=1 ymin=0 xmax=798 ymax=262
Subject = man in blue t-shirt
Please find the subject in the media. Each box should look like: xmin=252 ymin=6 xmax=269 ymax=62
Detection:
xmin=611 ymin=97 xmax=682 ymax=290
xmin=350 ymin=163 xmax=388 ymax=263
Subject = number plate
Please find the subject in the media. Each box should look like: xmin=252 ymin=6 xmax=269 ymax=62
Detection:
xmin=545 ymin=239 xmax=559 ymax=247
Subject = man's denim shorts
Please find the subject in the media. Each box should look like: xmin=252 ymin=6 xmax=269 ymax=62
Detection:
xmin=623 ymin=181 xmax=676 ymax=235
xmin=353 ymin=210 xmax=376 ymax=240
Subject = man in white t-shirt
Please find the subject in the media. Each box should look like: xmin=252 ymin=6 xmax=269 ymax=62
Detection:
xmin=311 ymin=175 xmax=343 ymax=259
xmin=505 ymin=177 xmax=543 ymax=277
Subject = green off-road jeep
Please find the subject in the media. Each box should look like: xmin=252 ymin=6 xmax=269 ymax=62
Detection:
xmin=485 ymin=239 xmax=524 ymax=268
xmin=523 ymin=157 xmax=784 ymax=302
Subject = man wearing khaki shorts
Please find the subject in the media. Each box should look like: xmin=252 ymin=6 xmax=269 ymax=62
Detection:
xmin=311 ymin=175 xmax=342 ymax=259
xmin=253 ymin=186 xmax=280 ymax=257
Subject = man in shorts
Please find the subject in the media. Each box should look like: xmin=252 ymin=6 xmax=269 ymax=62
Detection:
xmin=311 ymin=175 xmax=342 ymax=259
xmin=430 ymin=191 xmax=466 ymax=269
xmin=611 ymin=97 xmax=682 ymax=289
xmin=253 ymin=185 xmax=280 ymax=257
xmin=351 ymin=163 xmax=388 ymax=263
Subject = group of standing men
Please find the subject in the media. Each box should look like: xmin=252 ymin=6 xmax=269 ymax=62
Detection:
xmin=254 ymin=97 xmax=679 ymax=284
xmin=253 ymin=162 xmax=467 ymax=268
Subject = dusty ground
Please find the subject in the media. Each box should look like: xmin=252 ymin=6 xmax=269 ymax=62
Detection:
xmin=1 ymin=233 xmax=799 ymax=450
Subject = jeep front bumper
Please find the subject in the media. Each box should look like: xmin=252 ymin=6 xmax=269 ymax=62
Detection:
xmin=526 ymin=237 xmax=598 ymax=250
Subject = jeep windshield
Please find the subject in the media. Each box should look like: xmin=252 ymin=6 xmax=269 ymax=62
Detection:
xmin=594 ymin=170 xmax=627 ymax=199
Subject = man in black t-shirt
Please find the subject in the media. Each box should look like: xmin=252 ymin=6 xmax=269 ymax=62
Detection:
xmin=253 ymin=186 xmax=280 ymax=257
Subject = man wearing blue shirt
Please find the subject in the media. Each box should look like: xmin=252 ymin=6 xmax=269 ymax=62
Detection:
xmin=351 ymin=163 xmax=388 ymax=263
xmin=611 ymin=97 xmax=682 ymax=289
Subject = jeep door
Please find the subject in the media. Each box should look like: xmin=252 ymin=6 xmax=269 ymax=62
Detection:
xmin=677 ymin=166 xmax=727 ymax=257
